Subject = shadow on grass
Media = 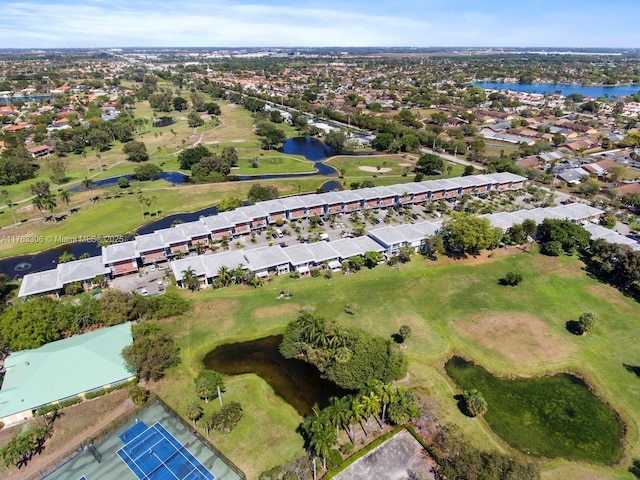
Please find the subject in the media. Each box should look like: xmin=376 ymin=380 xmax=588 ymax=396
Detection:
xmin=453 ymin=394 xmax=474 ymax=418
xmin=390 ymin=333 xmax=403 ymax=344
xmin=565 ymin=320 xmax=582 ymax=335
xmin=630 ymin=459 xmax=640 ymax=478
xmin=624 ymin=364 xmax=640 ymax=378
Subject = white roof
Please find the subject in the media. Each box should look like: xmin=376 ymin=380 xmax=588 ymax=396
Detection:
xmin=102 ymin=241 xmax=137 ymax=263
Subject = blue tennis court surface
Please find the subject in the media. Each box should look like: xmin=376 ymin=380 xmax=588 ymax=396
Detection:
xmin=117 ymin=421 xmax=215 ymax=480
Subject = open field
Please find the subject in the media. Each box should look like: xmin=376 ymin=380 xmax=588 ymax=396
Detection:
xmin=150 ymin=249 xmax=640 ymax=478
xmin=325 ymin=154 xmax=418 ymax=177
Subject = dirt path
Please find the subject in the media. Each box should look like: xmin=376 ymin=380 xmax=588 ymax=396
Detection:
xmin=1 ymin=390 xmax=136 ymax=480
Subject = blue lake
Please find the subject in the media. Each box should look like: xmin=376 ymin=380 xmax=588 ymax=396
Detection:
xmin=473 ymin=81 xmax=640 ymax=98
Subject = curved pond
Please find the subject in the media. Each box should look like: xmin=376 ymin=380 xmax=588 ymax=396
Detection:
xmin=68 ymin=171 xmax=188 ymax=192
xmin=203 ymin=335 xmax=351 ymax=417
xmin=445 ymin=356 xmax=623 ymax=464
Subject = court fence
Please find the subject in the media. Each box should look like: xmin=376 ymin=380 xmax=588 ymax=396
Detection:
xmin=154 ymin=395 xmax=247 ymax=480
xmin=30 ymin=393 xmax=246 ymax=480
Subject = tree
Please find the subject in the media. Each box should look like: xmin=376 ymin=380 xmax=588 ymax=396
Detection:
xmin=521 ymin=218 xmax=537 ymax=239
xmin=462 ymin=164 xmax=476 ymax=176
xmin=46 ymin=157 xmax=68 ymax=183
xmin=205 ymin=102 xmax=221 ymax=115
xmin=441 ymin=213 xmax=503 ymax=255
xmin=323 ymin=131 xmax=347 ymax=152
xmin=195 ymin=370 xmax=225 ymax=403
xmin=173 ymin=96 xmax=188 ymax=111
xmin=121 ymin=331 xmax=180 ymax=381
xmin=371 ymin=133 xmax=394 ymax=151
xmin=134 ymin=163 xmax=162 ymax=181
xmin=417 ymin=153 xmax=444 ymax=174
xmin=221 ymin=147 xmax=239 ymax=167
xmin=0 ymin=150 xmax=37 ymax=185
xmin=81 ymin=177 xmax=94 ymax=191
xmin=209 ymin=401 xmax=243 ymax=434
xmin=399 ymin=324 xmax=412 ymax=343
xmin=187 ymin=111 xmax=204 ymax=128
xmin=364 ymin=251 xmax=383 ymax=268
xmin=538 ymin=218 xmax=591 ymax=254
xmin=123 ymin=140 xmax=149 ymax=162
xmin=42 ymin=192 xmax=57 ymax=222
xmin=309 ymin=421 xmax=337 ymax=470
xmin=577 ymin=312 xmax=598 ymax=335
xmin=31 ymin=180 xmax=51 ymax=198
xmin=58 ymin=251 xmax=76 ymax=263
xmin=59 ymin=189 xmax=72 ymax=214
xmin=397 ymin=245 xmax=414 ymax=263
xmin=248 ymin=183 xmax=279 ymax=203
xmin=0 ymin=190 xmax=17 ymax=225
xmin=178 ymin=145 xmax=211 ymax=170
xmin=182 ymin=266 xmax=199 ymax=290
xmin=117 ymin=177 xmax=130 ymax=188
xmin=185 ymin=400 xmax=203 ymax=428
xmin=463 ymin=389 xmax=488 ymax=417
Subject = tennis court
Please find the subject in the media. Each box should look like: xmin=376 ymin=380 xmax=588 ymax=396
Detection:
xmin=117 ymin=421 xmax=215 ymax=480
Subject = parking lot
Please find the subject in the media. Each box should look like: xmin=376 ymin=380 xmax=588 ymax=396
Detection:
xmin=111 ymin=265 xmax=169 ymax=296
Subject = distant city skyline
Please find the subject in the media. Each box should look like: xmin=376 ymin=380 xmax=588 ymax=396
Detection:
xmin=1 ymin=0 xmax=639 ymax=49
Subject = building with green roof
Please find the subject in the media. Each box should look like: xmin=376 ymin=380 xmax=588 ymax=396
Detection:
xmin=0 ymin=322 xmax=135 ymax=426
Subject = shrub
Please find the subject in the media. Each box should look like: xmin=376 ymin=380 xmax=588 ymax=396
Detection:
xmin=326 ymin=449 xmax=343 ymax=470
xmin=501 ymin=271 xmax=523 ymax=286
xmin=289 ymin=271 xmax=301 ymax=279
xmin=84 ymin=388 xmax=107 ymax=400
xmin=463 ymin=389 xmax=488 ymax=417
xmin=577 ymin=312 xmax=598 ymax=334
xmin=310 ymin=269 xmax=321 ymax=277
xmin=129 ymin=385 xmax=149 ymax=406
xmin=542 ymin=240 xmax=563 ymax=256
xmin=344 ymin=304 xmax=358 ymax=315
xmin=59 ymin=396 xmax=82 ymax=408
xmin=339 ymin=442 xmax=354 ymax=455
xmin=324 ymin=269 xmax=333 ymax=279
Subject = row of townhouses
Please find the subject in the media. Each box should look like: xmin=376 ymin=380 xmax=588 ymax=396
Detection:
xmin=19 ymin=172 xmax=618 ymax=298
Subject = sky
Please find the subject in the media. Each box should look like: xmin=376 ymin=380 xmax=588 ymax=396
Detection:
xmin=1 ymin=0 xmax=639 ymax=49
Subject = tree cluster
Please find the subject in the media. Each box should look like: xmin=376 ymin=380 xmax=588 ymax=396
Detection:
xmin=441 ymin=212 xmax=503 ymax=256
xmin=0 ymin=424 xmax=49 ymax=469
xmin=0 ymin=290 xmax=189 ymax=351
xmin=538 ymin=218 xmax=591 ymax=256
xmin=247 ymin=183 xmax=279 ymax=203
xmin=280 ymin=311 xmax=408 ymax=390
xmin=121 ymin=323 xmax=180 ymax=381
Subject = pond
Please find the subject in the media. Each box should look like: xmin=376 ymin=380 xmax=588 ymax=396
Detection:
xmin=68 ymin=171 xmax=188 ymax=192
xmin=445 ymin=356 xmax=623 ymax=464
xmin=203 ymin=335 xmax=352 ymax=417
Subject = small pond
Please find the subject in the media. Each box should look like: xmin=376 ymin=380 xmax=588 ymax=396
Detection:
xmin=203 ymin=335 xmax=352 ymax=417
xmin=445 ymin=356 xmax=623 ymax=464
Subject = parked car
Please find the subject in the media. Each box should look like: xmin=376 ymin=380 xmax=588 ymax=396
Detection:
xmin=157 ymin=281 xmax=164 ymax=291
xmin=140 ymin=288 xmax=149 ymax=296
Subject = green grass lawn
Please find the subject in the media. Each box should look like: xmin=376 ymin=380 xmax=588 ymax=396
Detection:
xmin=445 ymin=356 xmax=623 ymax=464
xmin=234 ymin=154 xmax=315 ymax=175
xmin=325 ymin=154 xmax=417 ymax=177
xmin=149 ymin=250 xmax=640 ymax=478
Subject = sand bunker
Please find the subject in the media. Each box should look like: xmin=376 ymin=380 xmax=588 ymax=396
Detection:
xmin=358 ymin=166 xmax=392 ymax=173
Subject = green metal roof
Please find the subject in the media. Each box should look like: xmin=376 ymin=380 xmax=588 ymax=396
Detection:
xmin=0 ymin=323 xmax=134 ymax=420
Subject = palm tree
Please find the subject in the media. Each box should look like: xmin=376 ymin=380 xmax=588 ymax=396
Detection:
xmin=309 ymin=422 xmax=337 ymax=471
xmin=359 ymin=390 xmax=382 ymax=429
xmin=185 ymin=400 xmax=203 ymax=428
xmin=350 ymin=396 xmax=368 ymax=437
xmin=32 ymin=196 xmax=46 ymax=221
xmin=380 ymin=383 xmax=396 ymax=423
xmin=59 ymin=189 xmax=72 ymax=214
xmin=195 ymin=376 xmax=215 ymax=403
xmin=1 ymin=190 xmax=17 ymax=226
xmin=136 ymin=192 xmax=146 ymax=219
xmin=181 ymin=267 xmax=199 ymax=290
xmin=82 ymin=177 xmax=94 ymax=191
xmin=42 ymin=193 xmax=57 ymax=222
xmin=151 ymin=195 xmax=159 ymax=217
xmin=217 ymin=265 xmax=232 ymax=286
xmin=231 ymin=264 xmax=245 ymax=284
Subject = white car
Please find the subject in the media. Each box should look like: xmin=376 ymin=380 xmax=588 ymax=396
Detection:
xmin=140 ymin=288 xmax=149 ymax=296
